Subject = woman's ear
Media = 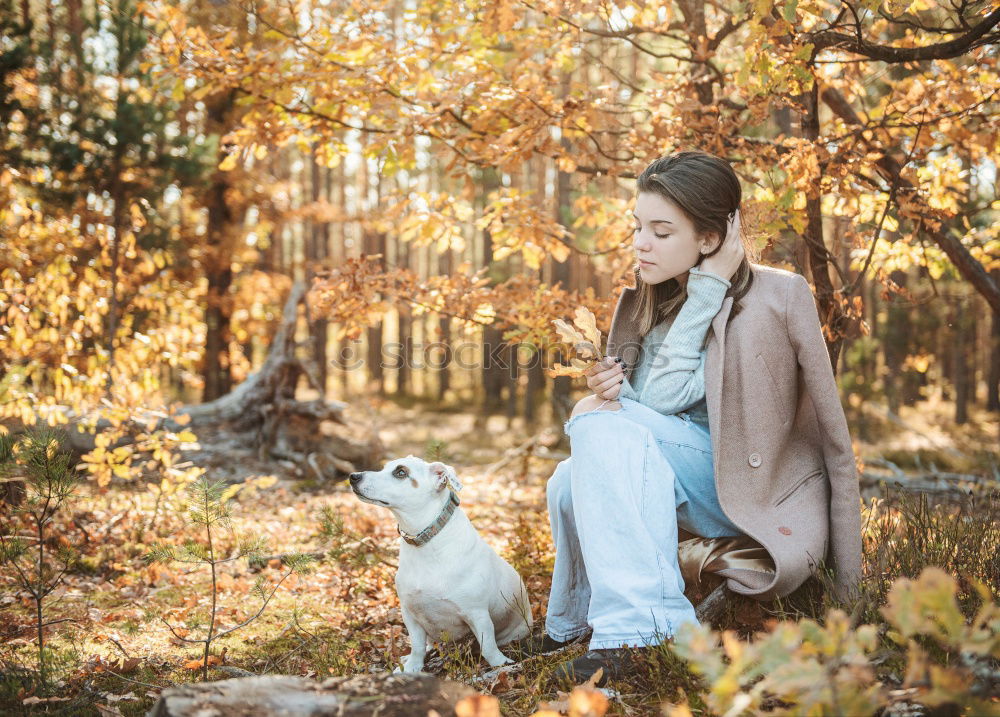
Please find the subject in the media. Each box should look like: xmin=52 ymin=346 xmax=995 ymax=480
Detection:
xmin=699 ymin=231 xmax=721 ymax=255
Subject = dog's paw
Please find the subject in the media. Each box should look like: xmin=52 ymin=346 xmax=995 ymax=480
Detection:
xmin=484 ymin=654 xmax=515 ymax=668
xmin=401 ymin=657 xmax=425 ymax=673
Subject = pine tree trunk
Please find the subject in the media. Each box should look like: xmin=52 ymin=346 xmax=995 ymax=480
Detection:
xmin=954 ymin=297 xmax=970 ymax=425
xmin=397 ymin=237 xmax=412 ymax=398
xmin=988 ymin=269 xmax=1000 ymax=412
xmin=436 ymin=240 xmax=452 ymax=402
xmin=360 ymin=156 xmax=385 ymax=397
xmin=883 ymin=270 xmax=909 ymax=414
xmin=201 ymin=90 xmax=238 ymax=401
xmin=479 ymin=167 xmax=505 ymax=415
xmin=308 ymin=153 xmax=330 ymax=396
xmin=551 ymin=85 xmax=574 ymax=422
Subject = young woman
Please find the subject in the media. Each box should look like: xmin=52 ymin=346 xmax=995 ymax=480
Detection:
xmin=537 ymin=150 xmax=864 ymax=685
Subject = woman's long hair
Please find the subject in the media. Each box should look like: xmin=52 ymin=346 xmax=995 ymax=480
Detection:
xmin=632 ymin=150 xmax=759 ymax=337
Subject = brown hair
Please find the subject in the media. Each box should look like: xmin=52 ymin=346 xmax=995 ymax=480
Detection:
xmin=632 ymin=150 xmax=758 ymax=337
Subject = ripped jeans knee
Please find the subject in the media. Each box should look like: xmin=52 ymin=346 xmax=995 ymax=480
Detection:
xmin=563 ymin=397 xmax=627 ymax=436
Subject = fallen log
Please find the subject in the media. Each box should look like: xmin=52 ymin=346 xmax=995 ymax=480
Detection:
xmin=146 ymin=673 xmax=480 ymax=717
xmin=174 ymin=280 xmax=382 ymax=477
xmin=4 ymin=282 xmax=382 ymax=482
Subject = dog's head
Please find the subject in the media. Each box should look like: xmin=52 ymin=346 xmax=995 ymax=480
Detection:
xmin=348 ymin=455 xmax=463 ymax=512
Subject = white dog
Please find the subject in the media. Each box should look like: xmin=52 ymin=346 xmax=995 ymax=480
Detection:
xmin=349 ymin=456 xmax=532 ymax=672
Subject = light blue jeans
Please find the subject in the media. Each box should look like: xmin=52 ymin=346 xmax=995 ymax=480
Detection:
xmin=545 ymin=395 xmax=743 ymax=650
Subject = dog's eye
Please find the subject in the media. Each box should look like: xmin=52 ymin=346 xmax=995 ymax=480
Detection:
xmin=392 ymin=466 xmax=407 ymax=479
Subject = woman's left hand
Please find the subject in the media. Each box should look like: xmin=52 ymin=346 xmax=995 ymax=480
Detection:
xmin=699 ymin=208 xmax=745 ymax=282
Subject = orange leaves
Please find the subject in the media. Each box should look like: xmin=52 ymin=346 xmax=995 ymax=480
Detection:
xmin=83 ymin=653 xmax=143 ymax=675
xmin=531 ymin=672 xmax=610 ymax=716
xmin=477 ymin=188 xmax=572 ymax=269
xmin=482 ymin=0 xmax=520 ymax=35
xmin=455 ymin=695 xmax=501 ymax=717
xmin=183 ymin=653 xmax=223 ymax=671
xmin=310 ymin=255 xmax=614 ymax=370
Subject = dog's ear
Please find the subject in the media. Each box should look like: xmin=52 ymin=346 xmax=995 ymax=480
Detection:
xmin=429 ymin=462 xmax=462 ymax=493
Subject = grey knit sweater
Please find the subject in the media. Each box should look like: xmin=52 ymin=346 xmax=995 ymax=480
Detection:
xmin=617 ymin=266 xmax=732 ymax=429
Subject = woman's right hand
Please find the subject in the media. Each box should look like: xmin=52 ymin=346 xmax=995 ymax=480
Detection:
xmin=699 ymin=207 xmax=744 ymax=282
xmin=585 ymin=356 xmax=625 ymax=399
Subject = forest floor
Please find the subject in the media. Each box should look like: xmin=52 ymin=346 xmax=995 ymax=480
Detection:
xmin=1 ymin=393 xmax=997 ymax=716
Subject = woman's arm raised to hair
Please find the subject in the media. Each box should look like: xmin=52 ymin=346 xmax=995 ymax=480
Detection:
xmin=785 ymin=273 xmax=864 ymax=601
xmin=618 ymin=267 xmax=730 ymax=415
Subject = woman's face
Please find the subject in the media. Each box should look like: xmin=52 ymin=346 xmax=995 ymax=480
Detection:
xmin=631 ymin=192 xmax=710 ymax=285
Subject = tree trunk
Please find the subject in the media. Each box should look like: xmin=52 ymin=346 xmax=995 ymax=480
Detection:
xmin=479 ymin=167 xmax=505 ymax=415
xmin=201 ymin=90 xmax=238 ymax=401
xmin=988 ymin=269 xmax=1000 ymax=412
xmin=436 ymin=240 xmax=453 ymax=402
xmin=551 ymin=90 xmax=574 ymax=423
xmin=307 ymin=152 xmax=330 ymax=396
xmin=802 ymin=82 xmax=846 ymax=373
xmin=397 ymin=237 xmax=412 ymax=398
xmin=883 ymin=270 xmax=910 ymax=414
xmin=954 ymin=296 xmax=970 ymax=425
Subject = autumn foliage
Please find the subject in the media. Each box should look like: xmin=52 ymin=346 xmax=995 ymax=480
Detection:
xmin=1 ymin=0 xmax=998 ymax=713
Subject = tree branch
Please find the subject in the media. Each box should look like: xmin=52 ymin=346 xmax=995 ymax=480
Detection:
xmin=811 ymin=6 xmax=1000 ymax=61
xmin=820 ymin=85 xmax=1000 ymax=312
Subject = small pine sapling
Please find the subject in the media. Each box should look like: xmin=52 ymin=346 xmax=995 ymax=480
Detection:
xmin=0 ymin=428 xmax=80 ymax=686
xmin=145 ymin=476 xmax=314 ymax=681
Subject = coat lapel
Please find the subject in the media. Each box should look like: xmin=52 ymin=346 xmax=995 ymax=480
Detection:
xmin=705 ymin=295 xmax=734 ymax=465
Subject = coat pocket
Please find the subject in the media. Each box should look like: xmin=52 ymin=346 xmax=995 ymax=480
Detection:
xmin=773 ymin=468 xmax=825 ymax=507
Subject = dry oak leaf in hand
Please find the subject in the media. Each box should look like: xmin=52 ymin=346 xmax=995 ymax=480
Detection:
xmin=549 ymin=306 xmax=604 ymax=378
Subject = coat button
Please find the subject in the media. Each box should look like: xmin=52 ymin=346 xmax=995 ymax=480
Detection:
xmin=748 ymin=452 xmax=762 ymax=468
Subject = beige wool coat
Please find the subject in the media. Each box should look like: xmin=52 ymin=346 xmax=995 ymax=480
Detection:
xmin=605 ymin=262 xmax=864 ymax=602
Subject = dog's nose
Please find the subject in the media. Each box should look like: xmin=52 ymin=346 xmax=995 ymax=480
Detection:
xmin=349 ymin=472 xmax=363 ymax=484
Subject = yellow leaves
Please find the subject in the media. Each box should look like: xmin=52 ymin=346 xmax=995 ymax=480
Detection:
xmin=472 ymin=303 xmax=497 ymax=323
xmin=478 ymin=188 xmax=574 ymax=269
xmin=881 ymin=567 xmax=976 ymax=647
xmin=391 ymin=191 xmax=472 ymax=254
xmin=666 ymin=567 xmax=999 ymax=716
xmin=556 ymin=156 xmax=577 ymax=173
xmin=129 ymin=203 xmax=146 ymax=230
xmin=80 ymin=438 xmax=136 ymax=488
xmin=218 ymin=153 xmax=240 ymax=172
xmin=415 ymin=71 xmax=441 ymax=96
xmin=171 ymin=79 xmax=185 ymax=101
xmin=885 ymin=0 xmax=933 ymax=13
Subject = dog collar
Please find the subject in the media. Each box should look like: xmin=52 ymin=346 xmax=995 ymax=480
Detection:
xmin=397 ymin=491 xmax=461 ymax=547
